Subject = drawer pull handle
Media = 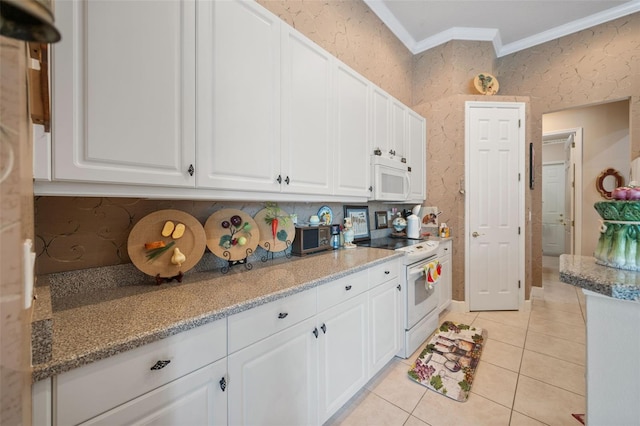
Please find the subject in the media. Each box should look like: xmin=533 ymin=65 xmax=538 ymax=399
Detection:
xmin=150 ymin=360 xmax=171 ymax=371
xmin=313 ymin=327 xmax=319 ymax=338
xmin=219 ymin=377 xmax=227 ymax=392
xmin=384 ymin=270 xmax=390 ymax=274
xmin=397 ymin=284 xmax=401 ymax=292
xmin=321 ymin=323 xmax=327 ymax=334
xmin=345 ymin=285 xmax=352 ymax=291
xmin=278 ymin=312 xmax=288 ymax=319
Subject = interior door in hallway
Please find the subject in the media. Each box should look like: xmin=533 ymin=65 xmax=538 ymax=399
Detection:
xmin=466 ymin=102 xmax=524 ymax=311
xmin=542 ymin=162 xmax=566 ymax=255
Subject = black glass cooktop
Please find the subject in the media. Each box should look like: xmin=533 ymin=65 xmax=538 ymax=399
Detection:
xmin=359 ymin=236 xmax=426 ymax=251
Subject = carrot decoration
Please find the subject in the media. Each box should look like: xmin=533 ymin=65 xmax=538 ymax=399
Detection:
xmin=271 ymin=217 xmax=278 ymax=241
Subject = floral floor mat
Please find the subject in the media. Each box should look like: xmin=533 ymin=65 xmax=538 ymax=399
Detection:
xmin=408 ymin=321 xmax=487 ymax=402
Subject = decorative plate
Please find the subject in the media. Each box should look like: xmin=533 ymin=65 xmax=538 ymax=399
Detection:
xmin=254 ymin=206 xmax=295 ymax=252
xmin=317 ymin=205 xmax=333 ymax=225
xmin=204 ymin=209 xmax=259 ymax=261
xmin=127 ymin=209 xmax=206 ymax=278
xmin=473 ymin=73 xmax=499 ymax=95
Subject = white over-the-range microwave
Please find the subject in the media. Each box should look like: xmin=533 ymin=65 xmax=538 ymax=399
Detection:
xmin=371 ymin=155 xmax=411 ymax=201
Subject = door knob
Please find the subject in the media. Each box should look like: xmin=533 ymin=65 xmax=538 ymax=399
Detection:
xmin=472 ymin=231 xmax=480 ymax=238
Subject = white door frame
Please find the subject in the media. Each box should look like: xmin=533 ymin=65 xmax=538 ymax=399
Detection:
xmin=464 ymin=101 xmax=526 ymax=311
xmin=542 ymin=127 xmax=583 ymax=255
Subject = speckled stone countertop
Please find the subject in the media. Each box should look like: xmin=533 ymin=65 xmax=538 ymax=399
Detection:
xmin=31 ymin=248 xmax=401 ymax=382
xmin=559 ymin=254 xmax=640 ymax=301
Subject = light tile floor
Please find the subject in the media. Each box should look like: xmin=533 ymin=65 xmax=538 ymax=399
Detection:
xmin=325 ymin=256 xmax=586 ymax=426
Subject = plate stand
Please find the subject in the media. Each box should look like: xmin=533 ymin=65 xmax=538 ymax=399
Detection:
xmin=261 ymin=240 xmax=292 ymax=262
xmin=154 ymin=271 xmax=184 ymax=285
xmin=220 ymin=248 xmax=254 ymax=274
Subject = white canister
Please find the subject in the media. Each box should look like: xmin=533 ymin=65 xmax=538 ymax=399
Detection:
xmin=407 ymin=214 xmax=420 ymax=239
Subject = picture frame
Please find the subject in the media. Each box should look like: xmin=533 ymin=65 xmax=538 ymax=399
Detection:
xmin=344 ymin=205 xmax=371 ymax=242
xmin=375 ymin=211 xmax=388 ymax=229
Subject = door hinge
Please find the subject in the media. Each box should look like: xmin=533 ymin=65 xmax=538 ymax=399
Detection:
xmin=518 ymin=227 xmax=521 ymax=235
xmin=518 ymin=173 xmax=521 ymax=181
xmin=518 ymin=280 xmax=521 ymax=289
xmin=518 ymin=119 xmax=521 ymax=128
xmin=572 ymin=141 xmax=575 ymax=148
xmin=571 ymin=220 xmax=575 ymax=227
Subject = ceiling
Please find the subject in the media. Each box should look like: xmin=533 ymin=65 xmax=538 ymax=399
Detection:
xmin=363 ymin=0 xmax=640 ymax=57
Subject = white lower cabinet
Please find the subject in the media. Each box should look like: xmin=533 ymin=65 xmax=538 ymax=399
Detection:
xmin=437 ymin=240 xmax=453 ymax=313
xmin=369 ymin=277 xmax=402 ymax=373
xmin=81 ymin=359 xmax=227 ymax=426
xmin=317 ymin=292 xmax=369 ymax=424
xmin=227 ymin=315 xmax=319 ymax=426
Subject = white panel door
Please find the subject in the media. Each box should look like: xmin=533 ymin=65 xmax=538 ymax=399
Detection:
xmin=542 ymin=162 xmax=566 ymax=255
xmin=196 ymin=0 xmax=281 ymax=192
xmin=228 ymin=316 xmax=318 ymax=426
xmin=467 ymin=103 xmax=523 ymax=311
xmin=52 ymin=0 xmax=195 ymax=186
xmin=281 ymin=26 xmax=333 ymax=195
xmin=334 ymin=63 xmax=371 ymax=198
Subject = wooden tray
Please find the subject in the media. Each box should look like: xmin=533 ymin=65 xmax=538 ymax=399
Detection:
xmin=204 ymin=209 xmax=259 ymax=261
xmin=254 ymin=207 xmax=295 ymax=252
xmin=127 ymin=210 xmax=206 ymax=278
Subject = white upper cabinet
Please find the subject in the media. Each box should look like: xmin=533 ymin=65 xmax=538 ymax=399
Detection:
xmin=371 ymin=86 xmax=408 ymax=163
xmin=407 ymin=109 xmax=426 ymax=202
xmin=280 ymin=26 xmax=334 ymax=195
xmin=196 ymin=0 xmax=281 ymax=193
xmin=334 ymin=63 xmax=371 ymax=198
xmin=390 ymin=99 xmax=408 ymax=162
xmin=51 ymin=0 xmax=196 ymax=186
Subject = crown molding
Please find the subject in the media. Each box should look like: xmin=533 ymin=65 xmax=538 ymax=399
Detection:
xmin=364 ymin=0 xmax=640 ymax=57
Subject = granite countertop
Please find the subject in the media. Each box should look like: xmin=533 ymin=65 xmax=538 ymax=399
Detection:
xmin=559 ymin=254 xmax=640 ymax=301
xmin=31 ymin=248 xmax=402 ymax=383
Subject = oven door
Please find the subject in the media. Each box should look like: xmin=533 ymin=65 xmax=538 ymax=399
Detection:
xmin=405 ymin=255 xmax=439 ymax=329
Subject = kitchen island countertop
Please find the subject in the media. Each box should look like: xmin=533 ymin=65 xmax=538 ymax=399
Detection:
xmin=559 ymin=254 xmax=640 ymax=301
xmin=32 ymin=247 xmax=402 ymax=382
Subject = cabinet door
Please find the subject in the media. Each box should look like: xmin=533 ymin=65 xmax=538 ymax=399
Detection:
xmin=438 ymin=241 xmax=453 ymax=313
xmin=407 ymin=109 xmax=426 ymax=202
xmin=369 ymin=278 xmax=402 ymax=375
xmin=334 ymin=63 xmax=371 ymax=198
xmin=52 ymin=0 xmax=195 ymax=186
xmin=281 ymin=27 xmax=333 ymax=195
xmin=390 ymin=99 xmax=408 ymax=162
xmin=196 ymin=0 xmax=281 ymax=192
xmin=228 ymin=316 xmax=318 ymax=426
xmin=318 ymin=293 xmax=369 ymax=424
xmin=371 ymin=87 xmax=391 ymax=157
xmin=81 ymin=359 xmax=227 ymax=426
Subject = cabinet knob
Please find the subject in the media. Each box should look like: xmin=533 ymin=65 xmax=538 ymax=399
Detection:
xmin=384 ymin=270 xmax=390 ymax=274
xmin=368 ymin=186 xmax=373 ymax=192
xmin=397 ymin=284 xmax=401 ymax=292
xmin=187 ymin=164 xmax=194 ymax=176
xmin=150 ymin=360 xmax=171 ymax=371
xmin=219 ymin=376 xmax=227 ymax=392
xmin=345 ymin=285 xmax=352 ymax=291
xmin=313 ymin=327 xmax=319 ymax=338
xmin=284 ymin=176 xmax=290 ymax=185
xmin=276 ymin=175 xmax=282 ymax=184
xmin=321 ymin=323 xmax=327 ymax=334
xmin=278 ymin=312 xmax=288 ymax=319
xmin=402 ymin=158 xmax=407 ymax=164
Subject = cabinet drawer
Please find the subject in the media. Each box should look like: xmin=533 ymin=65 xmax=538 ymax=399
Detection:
xmin=56 ymin=319 xmax=227 ymax=426
xmin=317 ymin=270 xmax=368 ymax=312
xmin=368 ymin=259 xmax=399 ymax=289
xmin=228 ymin=289 xmax=316 ymax=354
